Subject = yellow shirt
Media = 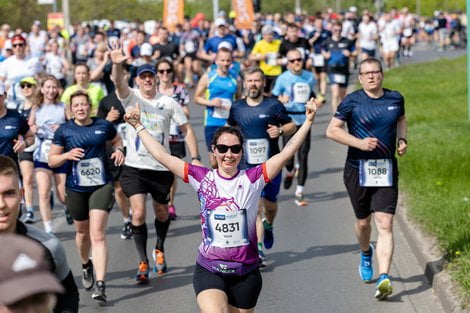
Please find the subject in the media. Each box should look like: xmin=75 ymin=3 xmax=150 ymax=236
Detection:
xmin=251 ymin=39 xmax=282 ymax=77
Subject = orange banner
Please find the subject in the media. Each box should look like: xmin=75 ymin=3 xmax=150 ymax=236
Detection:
xmin=163 ymin=0 xmax=184 ymax=32
xmin=232 ymin=0 xmax=255 ymax=30
xmin=47 ymin=12 xmax=65 ymax=31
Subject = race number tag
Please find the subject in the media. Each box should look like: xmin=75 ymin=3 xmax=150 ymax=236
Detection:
xmin=266 ymin=52 xmax=278 ymax=66
xmin=333 ymin=74 xmax=346 ymax=84
xmin=35 ymin=139 xmax=52 ymax=163
xmin=293 ymin=82 xmax=310 ymax=103
xmin=212 ymin=99 xmax=232 ymax=119
xmin=75 ymin=158 xmax=106 ymax=187
xmin=136 ymin=129 xmax=163 ymax=156
xmin=185 ymin=41 xmax=196 ymax=53
xmin=116 ymin=123 xmax=128 ymax=147
xmin=207 ymin=208 xmax=249 ymax=248
xmin=359 ymin=159 xmax=393 ymax=187
xmin=246 ymin=138 xmax=269 ymax=164
xmin=312 ymin=54 xmax=325 ymax=67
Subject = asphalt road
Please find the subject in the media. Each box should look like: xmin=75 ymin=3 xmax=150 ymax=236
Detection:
xmin=42 ymin=43 xmax=465 ymax=313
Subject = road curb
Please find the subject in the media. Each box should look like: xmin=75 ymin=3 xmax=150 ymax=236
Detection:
xmin=396 ymin=194 xmax=467 ymax=312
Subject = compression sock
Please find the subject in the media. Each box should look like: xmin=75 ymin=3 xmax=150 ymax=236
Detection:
xmin=155 ymin=217 xmax=170 ymax=252
xmin=132 ymin=223 xmax=148 ymax=262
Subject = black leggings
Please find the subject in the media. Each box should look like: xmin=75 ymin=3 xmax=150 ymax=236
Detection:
xmin=282 ymin=126 xmax=311 ymax=186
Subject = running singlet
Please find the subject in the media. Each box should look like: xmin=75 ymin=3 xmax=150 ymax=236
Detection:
xmin=228 ymin=97 xmax=292 ymax=167
xmin=204 ymin=68 xmax=237 ymax=127
xmin=334 ymin=88 xmax=405 ymax=168
xmin=272 ymin=70 xmax=316 ymax=125
xmin=184 ymin=163 xmax=269 ymax=276
xmin=0 ymin=109 xmax=29 ymax=160
xmin=52 ymin=118 xmax=116 ymax=192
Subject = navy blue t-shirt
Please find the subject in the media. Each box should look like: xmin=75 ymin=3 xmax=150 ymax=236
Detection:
xmin=0 ymin=109 xmax=29 ymax=160
xmin=228 ymin=96 xmax=292 ymax=168
xmin=53 ymin=118 xmax=117 ymax=192
xmin=334 ymin=88 xmax=405 ymax=168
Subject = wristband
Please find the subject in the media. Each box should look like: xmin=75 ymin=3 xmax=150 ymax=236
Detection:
xmin=135 ymin=125 xmax=145 ymax=134
xmin=398 ymin=138 xmax=407 ymax=145
xmin=115 ymin=146 xmax=125 ymax=153
xmin=191 ymin=155 xmax=202 ymax=161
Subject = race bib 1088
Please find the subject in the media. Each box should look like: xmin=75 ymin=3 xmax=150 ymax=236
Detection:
xmin=359 ymin=159 xmax=393 ymax=187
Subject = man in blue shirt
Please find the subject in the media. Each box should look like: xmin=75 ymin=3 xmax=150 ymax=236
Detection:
xmin=326 ymin=58 xmax=407 ymax=300
xmin=198 ymin=18 xmax=239 ymax=63
xmin=228 ymin=66 xmax=295 ymax=266
xmin=272 ymin=49 xmax=317 ymax=206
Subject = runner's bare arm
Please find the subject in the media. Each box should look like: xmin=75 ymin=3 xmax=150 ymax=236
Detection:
xmin=109 ymin=40 xmax=130 ymax=99
xmin=326 ymin=117 xmax=378 ymax=151
xmin=265 ymin=98 xmax=318 ymax=180
xmin=124 ymin=103 xmax=186 ymax=178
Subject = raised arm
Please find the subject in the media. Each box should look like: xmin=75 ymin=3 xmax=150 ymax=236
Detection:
xmin=265 ymin=98 xmax=319 ymax=179
xmin=124 ymin=102 xmax=186 ymax=179
xmin=109 ymin=41 xmax=131 ymax=100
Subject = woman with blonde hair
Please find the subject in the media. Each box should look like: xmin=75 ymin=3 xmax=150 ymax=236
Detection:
xmin=29 ymin=75 xmax=70 ymax=233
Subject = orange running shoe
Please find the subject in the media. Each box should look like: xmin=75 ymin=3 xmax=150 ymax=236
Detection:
xmin=152 ymin=249 xmax=167 ymax=275
xmin=136 ymin=261 xmax=150 ymax=283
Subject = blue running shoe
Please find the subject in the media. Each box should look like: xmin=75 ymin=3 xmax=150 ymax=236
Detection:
xmin=375 ymin=274 xmax=393 ymax=300
xmin=262 ymin=218 xmax=274 ymax=249
xmin=359 ymin=243 xmax=374 ymax=282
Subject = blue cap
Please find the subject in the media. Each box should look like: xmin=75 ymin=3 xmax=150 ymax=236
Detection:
xmin=136 ymin=63 xmax=156 ymax=76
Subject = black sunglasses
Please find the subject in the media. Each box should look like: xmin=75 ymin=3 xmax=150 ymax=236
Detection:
xmin=158 ymin=69 xmax=173 ymax=74
xmin=12 ymin=43 xmax=24 ymax=48
xmin=288 ymin=58 xmax=302 ymax=63
xmin=20 ymin=83 xmax=34 ymax=89
xmin=215 ymin=144 xmax=242 ymax=154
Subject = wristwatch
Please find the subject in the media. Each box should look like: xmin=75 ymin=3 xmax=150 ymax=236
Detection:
xmin=278 ymin=127 xmax=284 ymax=136
xmin=398 ymin=138 xmax=407 ymax=145
xmin=191 ymin=155 xmax=202 ymax=161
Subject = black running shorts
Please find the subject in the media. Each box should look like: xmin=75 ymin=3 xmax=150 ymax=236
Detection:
xmin=119 ymin=165 xmax=173 ymax=204
xmin=193 ymin=263 xmax=262 ymax=310
xmin=66 ymin=183 xmax=115 ymax=221
xmin=343 ymin=161 xmax=399 ymax=219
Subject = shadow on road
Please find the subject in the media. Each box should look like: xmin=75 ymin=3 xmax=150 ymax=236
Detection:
xmin=277 ymin=190 xmax=348 ymax=204
xmin=262 ymin=243 xmax=358 ymax=272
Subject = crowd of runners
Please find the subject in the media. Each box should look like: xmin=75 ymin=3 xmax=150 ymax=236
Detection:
xmin=0 ymin=4 xmax=459 ymax=312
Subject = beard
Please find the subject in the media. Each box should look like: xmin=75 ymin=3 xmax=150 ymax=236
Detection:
xmin=248 ymin=86 xmax=262 ymax=99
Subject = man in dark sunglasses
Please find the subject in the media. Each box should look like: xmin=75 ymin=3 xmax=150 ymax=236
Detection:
xmin=0 ymin=35 xmax=42 ymax=109
xmin=228 ymin=66 xmax=295 ymax=266
xmin=272 ymin=49 xmax=317 ymax=207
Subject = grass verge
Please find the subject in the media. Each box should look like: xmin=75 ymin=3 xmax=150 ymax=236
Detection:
xmin=384 ymin=56 xmax=470 ymax=307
